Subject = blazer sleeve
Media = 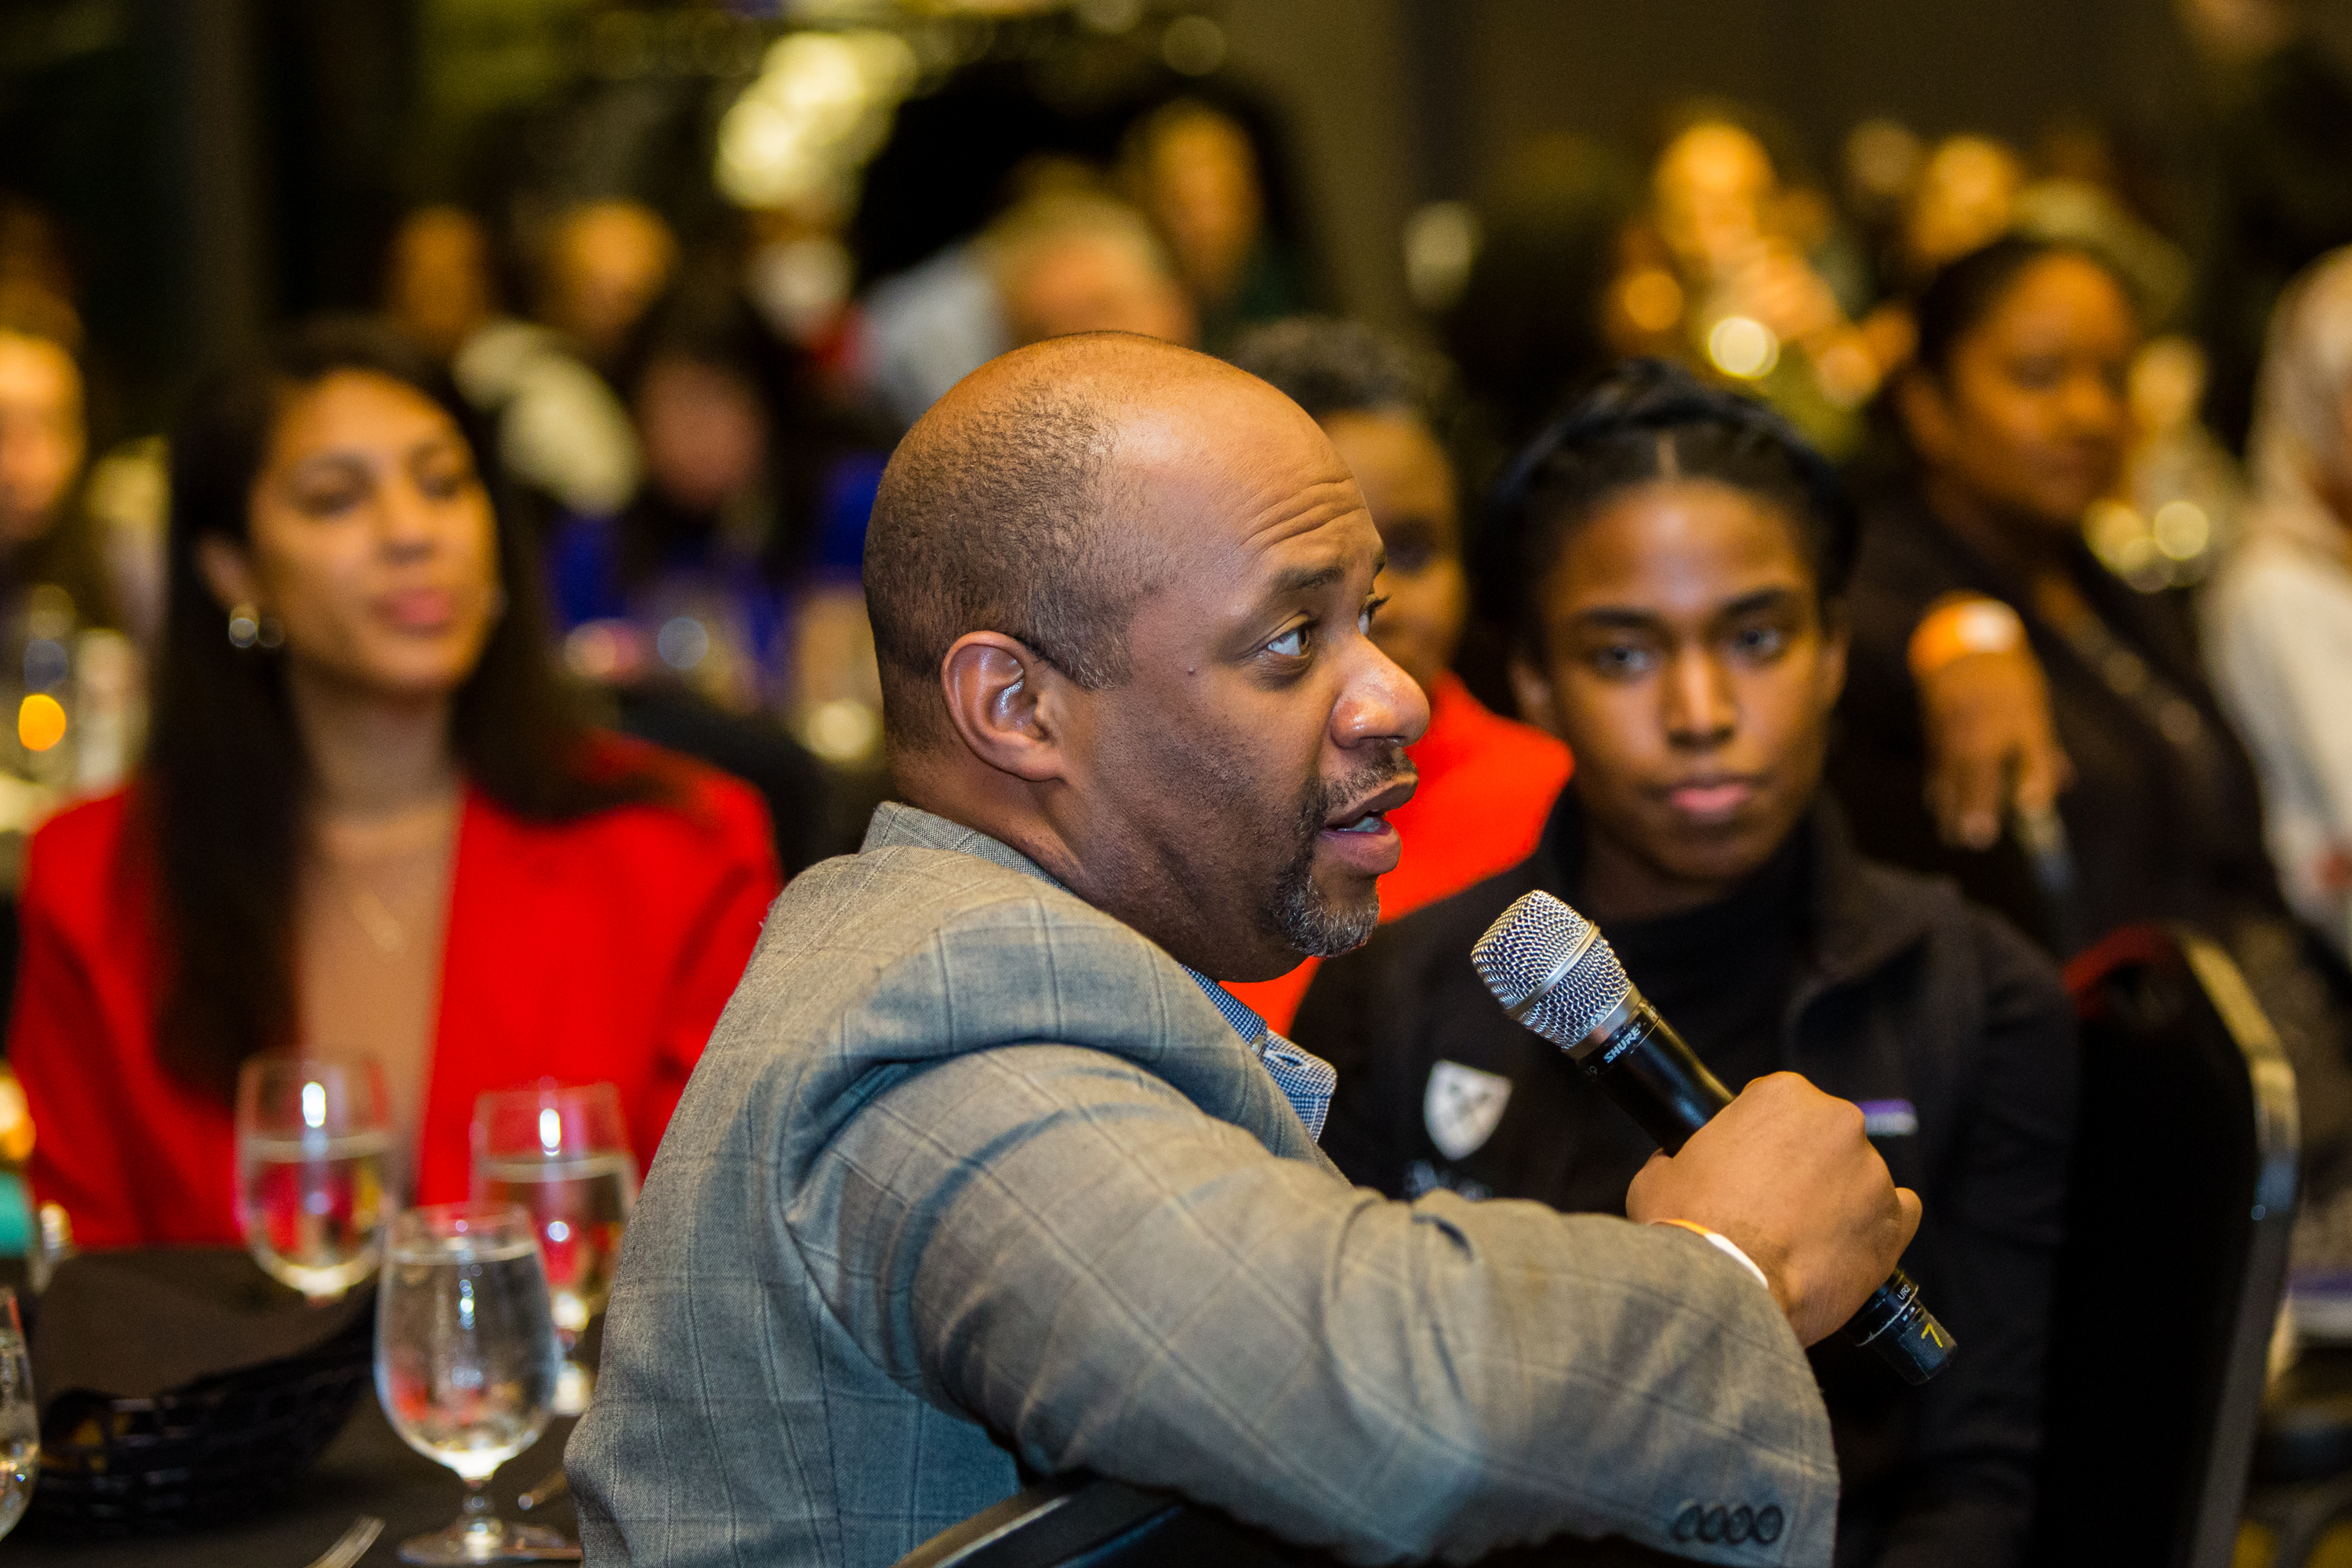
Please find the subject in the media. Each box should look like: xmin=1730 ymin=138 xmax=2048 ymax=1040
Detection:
xmin=9 ymin=832 xmax=143 ymax=1249
xmin=635 ymin=782 xmax=782 ymax=1163
xmin=809 ymin=1040 xmax=1842 ymax=1567
xmin=1874 ymin=913 xmax=2078 ymax=1568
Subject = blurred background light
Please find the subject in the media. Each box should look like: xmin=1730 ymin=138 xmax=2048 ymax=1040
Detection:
xmin=1707 ymin=314 xmax=1779 ymax=379
xmin=1160 ymin=15 xmax=1225 ymax=77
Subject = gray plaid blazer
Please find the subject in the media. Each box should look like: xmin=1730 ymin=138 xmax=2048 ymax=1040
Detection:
xmin=568 ymin=804 xmax=1838 ymax=1566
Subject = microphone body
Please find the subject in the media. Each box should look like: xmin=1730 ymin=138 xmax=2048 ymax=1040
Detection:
xmin=1475 ymin=891 xmax=1955 ymax=1386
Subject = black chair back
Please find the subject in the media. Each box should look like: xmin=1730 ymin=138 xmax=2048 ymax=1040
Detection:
xmin=2030 ymin=924 xmax=2298 ymax=1568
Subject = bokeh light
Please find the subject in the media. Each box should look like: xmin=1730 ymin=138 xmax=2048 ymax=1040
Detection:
xmin=1707 ymin=315 xmax=1780 ymax=379
xmin=18 ymin=693 xmax=66 ymax=753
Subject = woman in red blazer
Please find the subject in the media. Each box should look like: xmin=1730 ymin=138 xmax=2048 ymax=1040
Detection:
xmin=9 ymin=320 xmax=781 ymax=1249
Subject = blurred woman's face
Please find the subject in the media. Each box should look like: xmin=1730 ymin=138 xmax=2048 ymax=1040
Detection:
xmin=1320 ymin=409 xmax=1466 ymax=695
xmin=0 ymin=333 xmax=85 ymax=548
xmin=210 ymin=371 xmax=499 ymax=703
xmin=1143 ymin=114 xmax=1262 ymax=303
xmin=1901 ymin=253 xmax=2136 ymax=535
xmin=639 ymin=357 xmax=767 ymax=514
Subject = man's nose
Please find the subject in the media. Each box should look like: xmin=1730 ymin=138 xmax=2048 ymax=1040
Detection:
xmin=1334 ymin=638 xmax=1430 ymax=752
xmin=1662 ymin=648 xmax=1736 ymax=747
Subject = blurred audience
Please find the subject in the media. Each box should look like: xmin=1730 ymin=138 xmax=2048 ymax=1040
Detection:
xmin=0 ymin=313 xmax=144 ymax=801
xmin=9 ymin=320 xmax=779 ymax=1247
xmin=1296 ymin=361 xmax=2075 ymax=1568
xmin=2206 ymin=245 xmax=2352 ymax=968
xmin=383 ymin=205 xmax=498 ymax=364
xmin=546 ymin=285 xmax=837 ymax=874
xmin=855 ymin=182 xmax=1194 ymax=431
xmin=1219 ymin=318 xmax=1570 ymax=1029
xmin=1831 ymin=238 xmax=2352 ymax=1245
xmin=1444 ymin=134 xmax=1638 ymax=456
xmin=383 ymin=205 xmax=640 ymax=521
xmin=1120 ymin=99 xmax=1307 ymax=352
xmin=986 ymin=187 xmax=1196 ymax=350
xmin=1898 ymin=136 xmax=2026 ymax=292
xmin=539 ymin=199 xmax=680 ymax=378
xmin=0 ymin=317 xmax=100 ymax=623
xmin=1612 ymin=109 xmax=1882 ymax=456
xmin=2182 ymin=0 xmax=2352 ymax=450
xmin=1835 ymin=236 xmax=2278 ymax=954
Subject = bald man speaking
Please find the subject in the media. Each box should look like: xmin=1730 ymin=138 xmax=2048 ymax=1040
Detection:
xmin=571 ymin=336 xmax=1917 ymax=1566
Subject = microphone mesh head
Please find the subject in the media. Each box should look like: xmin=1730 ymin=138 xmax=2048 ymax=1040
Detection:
xmin=1472 ymin=891 xmax=1631 ymax=1048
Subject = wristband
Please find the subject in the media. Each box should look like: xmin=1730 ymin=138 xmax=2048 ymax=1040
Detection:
xmin=1907 ymin=595 xmax=2026 ymax=681
xmin=1650 ymin=1218 xmax=1773 ymax=1297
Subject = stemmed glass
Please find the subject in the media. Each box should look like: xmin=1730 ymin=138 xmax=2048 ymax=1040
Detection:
xmin=235 ymin=1056 xmax=394 ymax=1302
xmin=471 ymin=1082 xmax=637 ymax=1415
xmin=0 ymin=1288 xmax=34 ymax=1539
xmin=376 ymin=1203 xmax=564 ymax=1564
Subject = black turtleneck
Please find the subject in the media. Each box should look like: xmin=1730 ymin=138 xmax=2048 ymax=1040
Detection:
xmin=1555 ymin=797 xmax=1813 ymax=1104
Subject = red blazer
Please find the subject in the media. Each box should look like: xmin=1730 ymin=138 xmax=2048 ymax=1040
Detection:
xmin=11 ymin=745 xmax=782 ymax=1248
xmin=1226 ymin=673 xmax=1572 ymax=1032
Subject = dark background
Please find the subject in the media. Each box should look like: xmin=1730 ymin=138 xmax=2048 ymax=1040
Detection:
xmin=5 ymin=0 xmax=2349 ymax=441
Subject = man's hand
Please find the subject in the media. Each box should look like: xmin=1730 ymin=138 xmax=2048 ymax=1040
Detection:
xmin=1626 ymin=1073 xmax=1922 ymax=1345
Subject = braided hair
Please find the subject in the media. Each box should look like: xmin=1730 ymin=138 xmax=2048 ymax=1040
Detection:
xmin=1479 ymin=358 xmax=1858 ymax=652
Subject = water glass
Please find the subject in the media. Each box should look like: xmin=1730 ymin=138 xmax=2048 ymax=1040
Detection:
xmin=376 ymin=1203 xmax=564 ymax=1565
xmin=235 ymin=1056 xmax=394 ymax=1302
xmin=471 ymin=1082 xmax=637 ymax=1415
xmin=0 ymin=1289 xmax=34 ymax=1540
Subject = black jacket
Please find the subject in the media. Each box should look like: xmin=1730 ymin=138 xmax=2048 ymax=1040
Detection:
xmin=1830 ymin=479 xmax=2283 ymax=957
xmin=1293 ymin=793 xmax=2078 ymax=1568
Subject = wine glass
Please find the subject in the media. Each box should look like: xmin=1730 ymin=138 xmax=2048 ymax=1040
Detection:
xmin=235 ymin=1056 xmax=394 ymax=1302
xmin=376 ymin=1203 xmax=564 ymax=1564
xmin=0 ymin=1289 xmax=34 ymax=1540
xmin=471 ymin=1081 xmax=637 ymax=1415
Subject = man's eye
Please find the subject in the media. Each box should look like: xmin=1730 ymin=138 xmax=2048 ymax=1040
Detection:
xmin=1266 ymin=625 xmax=1310 ymax=658
xmin=1728 ymin=624 xmax=1788 ymax=661
xmin=1359 ymin=597 xmax=1388 ymax=634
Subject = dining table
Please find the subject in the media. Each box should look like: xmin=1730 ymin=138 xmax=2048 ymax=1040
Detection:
xmin=9 ymin=1398 xmax=582 ymax=1567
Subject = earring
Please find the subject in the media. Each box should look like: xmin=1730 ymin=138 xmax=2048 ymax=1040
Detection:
xmin=228 ymin=604 xmax=285 ymax=651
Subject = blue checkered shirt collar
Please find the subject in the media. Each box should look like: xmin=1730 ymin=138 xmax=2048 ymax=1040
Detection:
xmin=1183 ymin=968 xmax=1336 ymax=1143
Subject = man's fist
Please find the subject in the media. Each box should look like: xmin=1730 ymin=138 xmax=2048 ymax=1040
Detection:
xmin=1627 ymin=1073 xmax=1922 ymax=1345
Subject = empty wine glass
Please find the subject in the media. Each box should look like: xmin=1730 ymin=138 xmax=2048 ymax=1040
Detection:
xmin=235 ymin=1056 xmax=394 ymax=1302
xmin=471 ymin=1082 xmax=637 ymax=1415
xmin=0 ymin=1289 xmax=34 ymax=1540
xmin=376 ymin=1203 xmax=563 ymax=1564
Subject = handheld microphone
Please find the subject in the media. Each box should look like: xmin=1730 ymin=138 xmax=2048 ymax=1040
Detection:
xmin=1471 ymin=890 xmax=1955 ymax=1385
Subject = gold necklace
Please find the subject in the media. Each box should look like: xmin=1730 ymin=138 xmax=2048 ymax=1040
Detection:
xmin=314 ymin=811 xmax=455 ymax=960
xmin=336 ymin=872 xmax=411 ymax=956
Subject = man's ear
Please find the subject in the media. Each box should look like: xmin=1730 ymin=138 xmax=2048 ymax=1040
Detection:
xmin=938 ymin=631 xmax=1071 ymax=783
xmin=1508 ymin=648 xmax=1565 ymax=741
xmin=193 ymin=534 xmax=257 ymax=613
